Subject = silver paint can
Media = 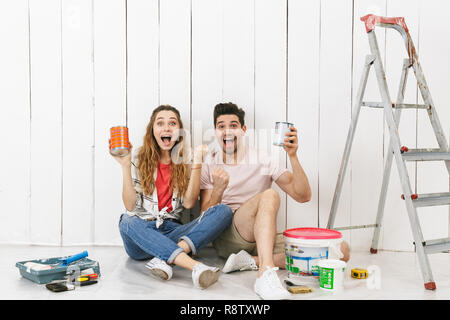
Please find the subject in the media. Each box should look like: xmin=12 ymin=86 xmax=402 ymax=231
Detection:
xmin=273 ymin=122 xmax=294 ymax=146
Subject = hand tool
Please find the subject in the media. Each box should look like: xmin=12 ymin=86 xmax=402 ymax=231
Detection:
xmin=76 ymin=273 xmax=98 ymax=282
xmin=79 ymin=280 xmax=98 ymax=287
xmin=284 ymin=280 xmax=313 ymax=294
xmin=351 ymin=268 xmax=368 ymax=279
xmin=45 ymin=281 xmax=75 ymax=293
xmin=59 ymin=251 xmax=88 ymax=266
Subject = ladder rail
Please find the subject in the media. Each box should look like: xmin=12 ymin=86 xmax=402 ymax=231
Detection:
xmin=411 ymin=59 xmax=450 ymax=174
xmin=367 ymin=28 xmax=435 ymax=286
xmin=370 ymin=58 xmax=411 ymax=252
xmin=327 ymin=54 xmax=375 ymax=229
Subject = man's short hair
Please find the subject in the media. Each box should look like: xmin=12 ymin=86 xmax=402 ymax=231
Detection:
xmin=213 ymin=102 xmax=245 ymax=128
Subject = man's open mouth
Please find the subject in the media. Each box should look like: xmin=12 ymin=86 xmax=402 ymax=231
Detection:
xmin=223 ymin=136 xmax=236 ymax=148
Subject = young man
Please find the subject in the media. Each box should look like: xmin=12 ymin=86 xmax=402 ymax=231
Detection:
xmin=200 ymin=102 xmax=350 ymax=300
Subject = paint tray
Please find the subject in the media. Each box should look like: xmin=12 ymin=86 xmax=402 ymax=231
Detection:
xmin=15 ymin=255 xmax=101 ymax=284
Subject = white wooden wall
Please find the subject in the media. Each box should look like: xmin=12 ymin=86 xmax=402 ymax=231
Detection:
xmin=1 ymin=0 xmax=449 ymax=251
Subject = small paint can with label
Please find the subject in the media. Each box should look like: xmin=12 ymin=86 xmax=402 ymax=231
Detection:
xmin=273 ymin=122 xmax=294 ymax=146
xmin=109 ymin=126 xmax=130 ymax=157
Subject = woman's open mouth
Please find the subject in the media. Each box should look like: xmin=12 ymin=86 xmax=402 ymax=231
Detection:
xmin=161 ymin=135 xmax=172 ymax=146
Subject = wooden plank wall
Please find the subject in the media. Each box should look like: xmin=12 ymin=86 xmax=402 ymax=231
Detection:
xmin=1 ymin=0 xmax=448 ymax=251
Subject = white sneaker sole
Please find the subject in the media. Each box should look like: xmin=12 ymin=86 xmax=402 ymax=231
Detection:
xmin=223 ymin=254 xmax=257 ymax=273
xmin=222 ymin=254 xmax=237 ymax=273
xmin=198 ymin=269 xmax=220 ymax=289
xmin=145 ymin=265 xmax=170 ymax=281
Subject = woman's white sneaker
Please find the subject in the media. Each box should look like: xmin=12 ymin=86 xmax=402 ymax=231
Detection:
xmin=145 ymin=257 xmax=173 ymax=280
xmin=192 ymin=263 xmax=220 ymax=289
xmin=222 ymin=250 xmax=258 ymax=273
xmin=254 ymin=267 xmax=292 ymax=300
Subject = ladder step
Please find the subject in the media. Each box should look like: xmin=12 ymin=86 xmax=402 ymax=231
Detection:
xmin=401 ymin=148 xmax=450 ymax=161
xmin=416 ymin=238 xmax=450 ymax=254
xmin=333 ymin=224 xmax=378 ymax=231
xmin=361 ymin=101 xmax=428 ymax=109
xmin=402 ymin=192 xmax=450 ymax=207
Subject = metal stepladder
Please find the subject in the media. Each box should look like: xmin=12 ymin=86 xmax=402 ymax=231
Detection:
xmin=327 ymin=14 xmax=450 ymax=290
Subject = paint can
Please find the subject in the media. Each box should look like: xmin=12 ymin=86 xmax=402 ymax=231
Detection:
xmin=318 ymin=259 xmax=346 ymax=292
xmin=109 ymin=126 xmax=130 ymax=157
xmin=283 ymin=227 xmax=343 ymax=285
xmin=273 ymin=121 xmax=294 ymax=146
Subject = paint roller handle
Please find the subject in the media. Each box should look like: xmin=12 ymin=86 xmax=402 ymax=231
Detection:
xmin=60 ymin=250 xmax=88 ymax=266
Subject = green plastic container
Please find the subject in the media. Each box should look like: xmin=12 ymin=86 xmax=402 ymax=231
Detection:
xmin=16 ymin=256 xmax=101 ymax=284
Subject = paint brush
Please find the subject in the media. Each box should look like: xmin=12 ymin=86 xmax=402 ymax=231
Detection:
xmin=284 ymin=280 xmax=313 ymax=294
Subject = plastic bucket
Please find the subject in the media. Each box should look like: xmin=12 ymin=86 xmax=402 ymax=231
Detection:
xmin=283 ymin=228 xmax=343 ymax=285
xmin=318 ymin=259 xmax=346 ymax=292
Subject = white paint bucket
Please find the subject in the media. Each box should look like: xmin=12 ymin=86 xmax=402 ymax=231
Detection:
xmin=318 ymin=259 xmax=346 ymax=292
xmin=283 ymin=228 xmax=343 ymax=285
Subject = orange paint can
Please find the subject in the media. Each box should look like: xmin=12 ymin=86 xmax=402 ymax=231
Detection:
xmin=109 ymin=126 xmax=130 ymax=157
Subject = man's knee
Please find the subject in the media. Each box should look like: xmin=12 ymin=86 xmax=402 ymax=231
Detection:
xmin=260 ymin=188 xmax=280 ymax=208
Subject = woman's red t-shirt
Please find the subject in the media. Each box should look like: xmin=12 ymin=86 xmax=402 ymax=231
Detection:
xmin=155 ymin=162 xmax=173 ymax=212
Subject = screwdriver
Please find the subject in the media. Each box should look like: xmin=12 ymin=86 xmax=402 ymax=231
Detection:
xmin=76 ymin=273 xmax=99 ymax=282
xmin=79 ymin=280 xmax=98 ymax=286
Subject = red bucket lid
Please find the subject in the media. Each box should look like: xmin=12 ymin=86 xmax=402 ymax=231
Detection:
xmin=283 ymin=227 xmax=342 ymax=240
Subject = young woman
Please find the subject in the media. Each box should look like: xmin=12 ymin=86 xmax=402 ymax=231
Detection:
xmin=112 ymin=105 xmax=233 ymax=289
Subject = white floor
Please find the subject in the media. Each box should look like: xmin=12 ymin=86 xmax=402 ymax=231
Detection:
xmin=1 ymin=244 xmax=449 ymax=300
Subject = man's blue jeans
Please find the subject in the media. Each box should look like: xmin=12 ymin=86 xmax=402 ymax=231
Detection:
xmin=119 ymin=204 xmax=233 ymax=264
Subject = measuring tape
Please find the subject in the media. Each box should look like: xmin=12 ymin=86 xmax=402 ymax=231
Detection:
xmin=351 ymin=268 xmax=368 ymax=279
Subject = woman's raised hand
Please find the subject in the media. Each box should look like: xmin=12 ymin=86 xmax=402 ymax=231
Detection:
xmin=111 ymin=144 xmax=133 ymax=168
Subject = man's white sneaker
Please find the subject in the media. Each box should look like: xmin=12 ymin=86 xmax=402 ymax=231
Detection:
xmin=192 ymin=263 xmax=220 ymax=289
xmin=222 ymin=250 xmax=258 ymax=273
xmin=145 ymin=257 xmax=173 ymax=281
xmin=254 ymin=267 xmax=292 ymax=300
